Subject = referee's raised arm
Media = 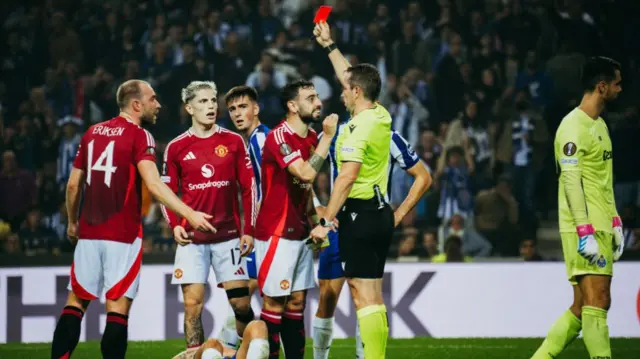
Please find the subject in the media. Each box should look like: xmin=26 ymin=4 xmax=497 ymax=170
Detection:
xmin=310 ymin=21 xmax=393 ymax=359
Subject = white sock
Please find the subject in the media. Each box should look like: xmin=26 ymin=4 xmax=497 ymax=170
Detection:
xmin=312 ymin=316 xmax=334 ymax=359
xmin=217 ymin=304 xmax=239 ymax=348
xmin=201 ymin=348 xmax=223 ymax=359
xmin=355 ymin=321 xmax=364 ymax=359
xmin=246 ymin=338 xmax=270 ymax=359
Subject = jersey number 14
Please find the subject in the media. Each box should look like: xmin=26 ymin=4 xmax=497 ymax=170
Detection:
xmin=86 ymin=140 xmax=118 ymax=188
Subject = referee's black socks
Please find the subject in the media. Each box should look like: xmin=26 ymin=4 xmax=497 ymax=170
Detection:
xmin=51 ymin=306 xmax=84 ymax=359
xmin=101 ymin=312 xmax=129 ymax=359
xmin=281 ymin=309 xmax=305 ymax=359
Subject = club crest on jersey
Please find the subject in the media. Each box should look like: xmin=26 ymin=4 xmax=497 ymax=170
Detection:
xmin=563 ymin=142 xmax=577 ymax=156
xmin=596 ymin=255 xmax=607 ymax=268
xmin=215 ymin=145 xmax=228 ymax=157
xmin=280 ymin=143 xmax=292 ymax=156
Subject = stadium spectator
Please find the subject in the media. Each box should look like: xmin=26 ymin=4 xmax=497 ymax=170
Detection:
xmin=519 ymin=238 xmax=545 ymax=262
xmin=437 ymin=213 xmax=492 ymax=258
xmin=0 ymin=150 xmax=36 ymax=231
xmin=474 ymin=174 xmax=519 ymax=256
xmin=431 ymin=235 xmax=472 ymax=263
xmin=18 ymin=208 xmax=60 ymax=256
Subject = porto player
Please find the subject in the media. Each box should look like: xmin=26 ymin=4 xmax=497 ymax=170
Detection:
xmin=255 ymin=79 xmax=338 ymax=359
xmin=162 ymin=81 xmax=258 ymax=355
xmin=51 ymin=80 xmax=215 ymax=359
xmin=217 ymin=85 xmax=269 ymax=348
xmin=172 ymin=320 xmax=270 ymax=359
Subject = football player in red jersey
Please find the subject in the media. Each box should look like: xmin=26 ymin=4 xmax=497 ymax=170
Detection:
xmin=50 ymin=80 xmax=215 ymax=359
xmin=162 ymin=81 xmax=258 ymax=354
xmin=254 ymin=79 xmax=338 ymax=359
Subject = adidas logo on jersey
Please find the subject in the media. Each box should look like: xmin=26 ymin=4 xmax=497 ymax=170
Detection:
xmin=183 ymin=152 xmax=196 ymax=160
xmin=234 ymin=267 xmax=246 ymax=276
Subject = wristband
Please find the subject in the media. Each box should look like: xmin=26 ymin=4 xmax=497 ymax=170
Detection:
xmin=324 ymin=43 xmax=337 ymax=53
xmin=319 ymin=218 xmax=334 ymax=228
xmin=576 ymin=223 xmax=595 ymax=237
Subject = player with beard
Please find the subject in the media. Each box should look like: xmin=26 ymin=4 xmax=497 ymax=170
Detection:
xmin=162 ymin=81 xmax=258 ymax=358
xmin=254 ymin=79 xmax=338 ymax=359
xmin=51 ymin=80 xmax=215 ymax=359
xmin=531 ymin=57 xmax=623 ymax=359
xmin=216 ymin=86 xmax=269 ymax=349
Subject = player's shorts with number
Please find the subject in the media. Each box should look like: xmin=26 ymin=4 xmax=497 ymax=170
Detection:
xmin=67 ymin=238 xmax=143 ymax=300
xmin=560 ymin=231 xmax=613 ymax=285
xmin=172 ymin=238 xmax=249 ymax=285
xmin=255 ymin=236 xmax=315 ymax=297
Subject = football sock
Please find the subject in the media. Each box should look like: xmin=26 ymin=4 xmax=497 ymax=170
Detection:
xmin=247 ymin=338 xmax=270 ymax=359
xmin=312 ymin=316 xmax=333 ymax=359
xmin=51 ymin=306 xmax=84 ymax=359
xmin=356 ymin=305 xmax=389 ymax=359
xmin=201 ymin=348 xmax=223 ymax=359
xmin=100 ymin=312 xmax=128 ymax=359
xmin=531 ymin=310 xmax=581 ymax=359
xmin=281 ymin=310 xmax=305 ymax=359
xmin=582 ymin=306 xmax=611 ymax=359
xmin=355 ymin=320 xmax=364 ymax=359
xmin=218 ymin=303 xmax=240 ymax=348
xmin=260 ymin=309 xmax=282 ymax=359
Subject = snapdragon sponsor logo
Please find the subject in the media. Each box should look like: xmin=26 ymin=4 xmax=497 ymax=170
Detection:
xmin=188 ymin=180 xmax=231 ymax=190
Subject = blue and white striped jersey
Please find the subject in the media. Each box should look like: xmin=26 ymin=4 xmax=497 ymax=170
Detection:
xmin=247 ymin=123 xmax=269 ymax=201
xmin=318 ymin=123 xmax=421 ymax=202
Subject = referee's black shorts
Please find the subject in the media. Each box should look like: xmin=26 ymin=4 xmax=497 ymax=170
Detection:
xmin=337 ymin=197 xmax=394 ymax=279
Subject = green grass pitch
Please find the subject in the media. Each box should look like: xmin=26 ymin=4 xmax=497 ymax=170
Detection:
xmin=1 ymin=338 xmax=639 ymax=358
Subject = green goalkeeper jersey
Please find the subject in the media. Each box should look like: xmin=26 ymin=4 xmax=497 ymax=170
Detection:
xmin=555 ymin=107 xmax=616 ymax=234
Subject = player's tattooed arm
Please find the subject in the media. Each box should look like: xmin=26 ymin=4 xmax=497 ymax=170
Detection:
xmin=309 ymin=152 xmax=325 ymax=172
xmin=184 ymin=316 xmax=205 ymax=347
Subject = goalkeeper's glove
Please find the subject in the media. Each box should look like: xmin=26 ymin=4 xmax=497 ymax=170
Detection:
xmin=577 ymin=224 xmax=599 ymax=264
xmin=612 ymin=216 xmax=624 ymax=261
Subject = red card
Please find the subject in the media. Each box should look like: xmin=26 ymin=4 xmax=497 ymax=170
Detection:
xmin=313 ymin=5 xmax=333 ymax=23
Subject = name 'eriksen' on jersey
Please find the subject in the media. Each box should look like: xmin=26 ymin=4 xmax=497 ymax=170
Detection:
xmin=93 ymin=126 xmax=125 ymax=137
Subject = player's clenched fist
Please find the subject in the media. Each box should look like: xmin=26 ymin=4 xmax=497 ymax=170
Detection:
xmin=186 ymin=210 xmax=217 ymax=233
xmin=323 ymin=113 xmax=339 ymax=137
xmin=173 ymin=225 xmax=192 ymax=246
xmin=313 ymin=21 xmax=333 ymax=47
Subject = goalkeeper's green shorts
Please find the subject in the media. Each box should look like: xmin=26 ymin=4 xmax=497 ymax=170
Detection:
xmin=560 ymin=231 xmax=613 ymax=285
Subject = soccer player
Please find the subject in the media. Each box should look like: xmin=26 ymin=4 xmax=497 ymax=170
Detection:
xmin=217 ymin=85 xmax=269 ymax=348
xmin=254 ymin=79 xmax=338 ymax=359
xmin=312 ymin=128 xmax=432 ymax=359
xmin=51 ymin=79 xmax=215 ymax=359
xmin=162 ymin=81 xmax=258 ymax=354
xmin=172 ymin=320 xmax=270 ymax=359
xmin=531 ymin=57 xmax=624 ymax=359
xmin=310 ymin=21 xmax=394 ymax=359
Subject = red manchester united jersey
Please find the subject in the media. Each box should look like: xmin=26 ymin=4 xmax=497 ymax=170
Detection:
xmin=255 ymin=121 xmax=318 ymax=240
xmin=161 ymin=126 xmax=257 ymax=244
xmin=73 ymin=116 xmax=157 ymax=243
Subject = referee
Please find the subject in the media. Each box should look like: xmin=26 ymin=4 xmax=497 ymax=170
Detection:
xmin=310 ymin=21 xmax=393 ymax=359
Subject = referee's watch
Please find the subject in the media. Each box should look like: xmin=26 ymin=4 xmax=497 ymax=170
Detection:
xmin=319 ymin=218 xmax=334 ymax=228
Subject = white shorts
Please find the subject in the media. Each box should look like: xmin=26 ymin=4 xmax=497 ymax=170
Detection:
xmin=172 ymin=238 xmax=249 ymax=286
xmin=67 ymin=238 xmax=142 ymax=301
xmin=255 ymin=236 xmax=315 ymax=297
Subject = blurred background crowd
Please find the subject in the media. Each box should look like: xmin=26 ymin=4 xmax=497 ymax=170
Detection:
xmin=2 ymin=0 xmax=640 ymax=262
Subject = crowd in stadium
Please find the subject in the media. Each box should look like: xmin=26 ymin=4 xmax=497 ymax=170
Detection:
xmin=1 ymin=0 xmax=640 ymax=261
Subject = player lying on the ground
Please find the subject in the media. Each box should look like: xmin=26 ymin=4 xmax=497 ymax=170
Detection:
xmin=172 ymin=320 xmax=270 ymax=359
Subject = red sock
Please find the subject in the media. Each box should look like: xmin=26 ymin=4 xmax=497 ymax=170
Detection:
xmin=281 ymin=310 xmax=305 ymax=359
xmin=260 ymin=309 xmax=282 ymax=359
